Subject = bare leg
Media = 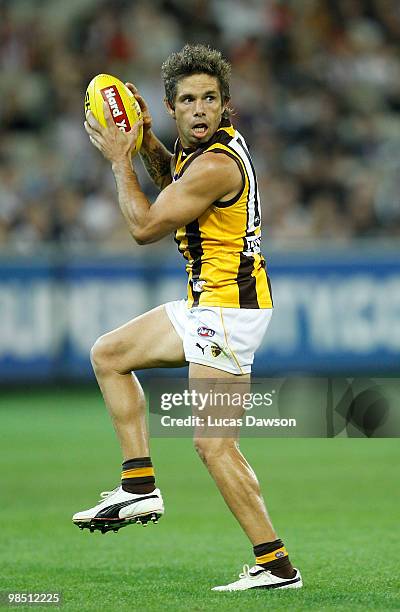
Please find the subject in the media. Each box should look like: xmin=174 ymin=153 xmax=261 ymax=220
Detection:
xmin=91 ymin=305 xmax=186 ymax=460
xmin=190 ymin=362 xmax=277 ymax=545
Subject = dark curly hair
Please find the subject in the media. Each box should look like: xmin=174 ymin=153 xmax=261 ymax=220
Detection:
xmin=161 ymin=44 xmax=232 ymax=118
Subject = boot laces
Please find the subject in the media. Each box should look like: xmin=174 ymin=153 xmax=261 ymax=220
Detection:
xmin=98 ymin=486 xmax=119 ymax=502
xmin=239 ymin=565 xmax=251 ymax=580
xmin=239 ymin=564 xmax=269 ymax=581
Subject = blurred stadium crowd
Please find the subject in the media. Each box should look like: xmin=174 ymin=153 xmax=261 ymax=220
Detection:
xmin=1 ymin=0 xmax=400 ymax=253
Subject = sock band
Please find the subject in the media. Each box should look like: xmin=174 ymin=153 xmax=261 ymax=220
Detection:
xmin=121 ymin=457 xmax=155 ymax=488
xmin=122 ymin=457 xmax=152 ymax=470
xmin=253 ymin=538 xmax=294 ymax=579
xmin=253 ymin=538 xmax=284 ymax=557
xmin=256 ymin=546 xmax=288 ymax=565
xmin=121 ymin=467 xmax=155 ymax=479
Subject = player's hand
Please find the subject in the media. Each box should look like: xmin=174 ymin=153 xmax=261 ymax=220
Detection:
xmin=84 ymin=102 xmax=143 ymax=163
xmin=125 ymin=82 xmax=152 ymax=136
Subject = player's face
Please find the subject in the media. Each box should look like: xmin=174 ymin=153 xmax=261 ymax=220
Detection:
xmin=167 ymin=74 xmax=226 ymax=148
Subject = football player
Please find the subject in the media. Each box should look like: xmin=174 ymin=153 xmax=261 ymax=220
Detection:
xmin=75 ymin=44 xmax=302 ymax=592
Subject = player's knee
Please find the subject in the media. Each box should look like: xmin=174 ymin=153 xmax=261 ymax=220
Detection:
xmin=193 ymin=437 xmax=235 ymax=464
xmin=90 ymin=333 xmax=119 ymax=374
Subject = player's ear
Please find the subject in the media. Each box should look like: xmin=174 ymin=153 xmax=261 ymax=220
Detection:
xmin=164 ymin=97 xmax=175 ymax=118
xmin=222 ymin=96 xmax=230 ymax=118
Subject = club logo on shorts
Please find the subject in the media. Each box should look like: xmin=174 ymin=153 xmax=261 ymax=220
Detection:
xmin=197 ymin=326 xmax=215 ymax=338
xmin=211 ymin=343 xmax=222 ymax=357
xmin=275 ymin=551 xmax=285 ymax=558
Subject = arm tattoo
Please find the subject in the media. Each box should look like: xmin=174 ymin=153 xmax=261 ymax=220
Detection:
xmin=140 ymin=145 xmax=172 ymax=189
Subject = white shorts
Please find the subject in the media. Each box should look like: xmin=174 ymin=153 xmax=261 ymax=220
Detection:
xmin=164 ymin=299 xmax=273 ymax=375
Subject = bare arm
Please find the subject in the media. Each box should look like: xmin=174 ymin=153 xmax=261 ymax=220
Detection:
xmin=125 ymin=83 xmax=173 ymax=190
xmin=111 ymin=151 xmax=242 ymax=244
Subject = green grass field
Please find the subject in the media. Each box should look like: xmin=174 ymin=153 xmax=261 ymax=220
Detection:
xmin=1 ymin=386 xmax=399 ymax=611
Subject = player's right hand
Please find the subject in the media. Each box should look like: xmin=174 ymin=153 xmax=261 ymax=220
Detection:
xmin=125 ymin=83 xmax=152 ymax=135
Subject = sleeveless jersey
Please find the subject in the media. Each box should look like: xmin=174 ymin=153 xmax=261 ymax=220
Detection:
xmin=173 ymin=118 xmax=273 ymax=309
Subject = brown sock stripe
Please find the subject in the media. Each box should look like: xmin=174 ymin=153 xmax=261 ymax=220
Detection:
xmin=122 ymin=457 xmax=152 ymax=470
xmin=121 ymin=476 xmax=155 ymax=485
xmin=256 ymin=546 xmax=288 ymax=565
xmin=121 ymin=467 xmax=155 ymax=479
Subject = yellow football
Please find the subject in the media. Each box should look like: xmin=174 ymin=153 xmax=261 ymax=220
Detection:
xmin=85 ymin=73 xmax=143 ymax=155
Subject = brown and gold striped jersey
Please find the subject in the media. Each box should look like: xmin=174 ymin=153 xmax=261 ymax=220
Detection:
xmin=173 ymin=118 xmax=273 ymax=309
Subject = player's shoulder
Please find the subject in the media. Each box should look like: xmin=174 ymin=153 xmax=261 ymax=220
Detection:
xmin=179 ymin=149 xmax=242 ymax=200
xmin=187 ymin=149 xmax=239 ymax=178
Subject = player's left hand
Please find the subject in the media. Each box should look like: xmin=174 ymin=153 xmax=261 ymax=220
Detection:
xmin=84 ymin=101 xmax=143 ymax=163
